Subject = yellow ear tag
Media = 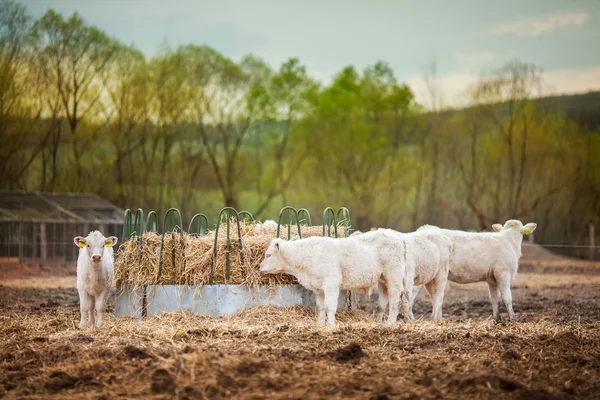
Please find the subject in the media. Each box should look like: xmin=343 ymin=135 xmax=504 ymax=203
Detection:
xmin=78 ymin=241 xmax=86 ymax=248
xmin=525 ymin=229 xmax=531 ymax=235
xmin=105 ymin=242 xmax=113 ymax=248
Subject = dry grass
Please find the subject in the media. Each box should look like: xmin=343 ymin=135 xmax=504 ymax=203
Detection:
xmin=114 ymin=222 xmax=346 ymax=288
xmin=1 ymin=268 xmax=599 ymax=399
xmin=0 ymin=263 xmax=76 ymax=280
xmin=513 ymin=273 xmax=600 ymax=288
xmin=0 ymin=276 xmax=76 ymax=289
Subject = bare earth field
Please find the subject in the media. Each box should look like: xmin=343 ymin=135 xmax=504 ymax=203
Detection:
xmin=1 ymin=263 xmax=599 ymax=399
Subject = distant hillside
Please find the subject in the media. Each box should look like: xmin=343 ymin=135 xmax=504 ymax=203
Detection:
xmin=424 ymin=91 xmax=600 ymax=132
xmin=536 ymin=91 xmax=600 ymax=131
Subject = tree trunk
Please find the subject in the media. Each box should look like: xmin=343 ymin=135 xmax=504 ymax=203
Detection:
xmin=50 ymin=127 xmax=60 ymax=190
xmin=426 ymin=135 xmax=440 ymax=223
xmin=224 ymin=191 xmax=239 ymax=211
xmin=590 ymin=223 xmax=596 ymax=261
xmin=412 ymin=164 xmax=423 ymax=230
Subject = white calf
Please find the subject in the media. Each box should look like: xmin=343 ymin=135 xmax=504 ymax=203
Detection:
xmin=260 ymin=234 xmax=405 ymax=325
xmin=401 ymin=229 xmax=452 ymax=321
xmin=348 ymin=229 xmax=413 ymax=323
xmin=416 ymin=219 xmax=537 ymax=321
xmin=356 ymin=229 xmax=451 ymax=321
xmin=74 ymin=231 xmax=118 ymax=328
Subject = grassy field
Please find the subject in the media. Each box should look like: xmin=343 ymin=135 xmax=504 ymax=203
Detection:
xmin=1 ymin=265 xmax=599 ymax=399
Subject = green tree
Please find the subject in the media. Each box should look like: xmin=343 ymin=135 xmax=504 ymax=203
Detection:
xmin=438 ymin=61 xmax=578 ymax=229
xmin=0 ymin=0 xmax=41 ymax=189
xmin=145 ymin=47 xmax=195 ymax=211
xmin=309 ymin=63 xmax=418 ymax=230
xmin=185 ymin=45 xmax=258 ymax=210
xmin=32 ymin=10 xmax=117 ymax=189
xmin=252 ymin=57 xmax=320 ymax=215
xmin=100 ymin=43 xmax=149 ymax=204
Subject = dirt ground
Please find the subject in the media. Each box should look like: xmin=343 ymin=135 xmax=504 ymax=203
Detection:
xmin=1 ymin=264 xmax=599 ymax=399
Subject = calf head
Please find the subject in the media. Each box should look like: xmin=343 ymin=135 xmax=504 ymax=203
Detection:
xmin=259 ymin=238 xmax=287 ymax=274
xmin=492 ymin=220 xmax=537 ymax=235
xmin=74 ymin=231 xmax=118 ymax=264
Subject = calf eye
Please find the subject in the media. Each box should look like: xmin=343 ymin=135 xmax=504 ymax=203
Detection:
xmin=265 ymin=254 xmax=271 ymax=258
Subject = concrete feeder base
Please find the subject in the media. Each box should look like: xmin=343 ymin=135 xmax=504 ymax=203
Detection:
xmin=114 ymin=284 xmax=350 ymax=318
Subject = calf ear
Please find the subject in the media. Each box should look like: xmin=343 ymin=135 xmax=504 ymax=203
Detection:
xmin=522 ymin=223 xmax=537 ymax=235
xmin=74 ymin=236 xmax=86 ymax=248
xmin=289 ymin=235 xmax=300 ymax=241
xmin=105 ymin=236 xmax=118 ymax=247
xmin=492 ymin=224 xmax=503 ymax=232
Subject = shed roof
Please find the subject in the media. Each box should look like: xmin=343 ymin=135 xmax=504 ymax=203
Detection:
xmin=0 ymin=191 xmax=125 ymax=224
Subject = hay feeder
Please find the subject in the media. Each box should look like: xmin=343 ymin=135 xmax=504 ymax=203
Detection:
xmin=114 ymin=206 xmax=354 ymax=318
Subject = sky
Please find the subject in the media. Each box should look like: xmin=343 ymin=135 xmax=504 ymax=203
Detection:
xmin=19 ymin=0 xmax=600 ymax=107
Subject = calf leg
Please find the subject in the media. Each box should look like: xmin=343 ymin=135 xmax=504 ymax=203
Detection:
xmin=78 ymin=291 xmax=92 ymax=328
xmin=94 ymin=289 xmax=110 ymax=327
xmin=497 ymin=272 xmax=516 ymax=321
xmin=376 ymin=281 xmax=388 ymax=322
xmin=487 ymin=281 xmax=501 ymax=321
xmin=401 ymin=274 xmax=415 ymax=321
xmin=425 ymin=270 xmax=447 ymax=321
xmin=315 ymin=290 xmax=326 ymax=324
xmin=88 ymin=295 xmax=95 ymax=327
xmin=323 ymin=285 xmax=340 ymax=326
xmin=386 ymin=282 xmax=403 ymax=325
xmin=410 ymin=284 xmax=424 ymax=309
xmin=350 ymin=291 xmax=359 ymax=310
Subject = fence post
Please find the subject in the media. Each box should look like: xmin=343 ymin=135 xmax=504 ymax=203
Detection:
xmin=18 ymin=220 xmax=23 ymax=264
xmin=40 ymin=223 xmax=47 ymax=261
xmin=590 ymin=223 xmax=596 ymax=261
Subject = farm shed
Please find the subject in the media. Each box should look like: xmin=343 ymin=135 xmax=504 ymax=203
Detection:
xmin=0 ymin=191 xmax=124 ymax=265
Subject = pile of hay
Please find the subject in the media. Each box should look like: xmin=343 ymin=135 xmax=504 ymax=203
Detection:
xmin=114 ymin=222 xmax=347 ymax=288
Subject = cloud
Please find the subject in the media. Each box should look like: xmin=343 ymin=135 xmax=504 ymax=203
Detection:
xmin=543 ymin=65 xmax=600 ymax=95
xmin=404 ymin=65 xmax=600 ymax=109
xmin=455 ymin=52 xmax=496 ymax=64
xmin=492 ymin=12 xmax=589 ymax=37
xmin=405 ymin=70 xmax=479 ymax=109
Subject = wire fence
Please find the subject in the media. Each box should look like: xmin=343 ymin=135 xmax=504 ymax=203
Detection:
xmin=522 ymin=243 xmax=599 ymax=261
xmin=0 ymin=221 xmax=123 ymax=265
xmin=0 ymin=218 xmax=597 ymax=264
